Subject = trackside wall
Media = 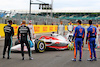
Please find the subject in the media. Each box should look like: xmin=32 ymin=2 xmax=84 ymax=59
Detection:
xmin=0 ymin=24 xmax=68 ymax=37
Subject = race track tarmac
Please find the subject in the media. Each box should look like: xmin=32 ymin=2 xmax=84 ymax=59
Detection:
xmin=0 ymin=33 xmax=100 ymax=67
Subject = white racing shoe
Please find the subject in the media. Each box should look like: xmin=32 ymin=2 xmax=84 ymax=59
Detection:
xmin=29 ymin=57 xmax=33 ymax=60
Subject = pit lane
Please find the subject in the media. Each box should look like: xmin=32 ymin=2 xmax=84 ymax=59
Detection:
xmin=0 ymin=33 xmax=100 ymax=67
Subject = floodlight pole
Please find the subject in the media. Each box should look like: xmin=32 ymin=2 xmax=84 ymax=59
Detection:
xmin=29 ymin=0 xmax=52 ymax=20
xmin=51 ymin=0 xmax=53 ymax=23
xmin=29 ymin=0 xmax=31 ymax=20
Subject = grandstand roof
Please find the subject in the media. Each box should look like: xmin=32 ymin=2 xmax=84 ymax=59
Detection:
xmin=14 ymin=10 xmax=100 ymax=13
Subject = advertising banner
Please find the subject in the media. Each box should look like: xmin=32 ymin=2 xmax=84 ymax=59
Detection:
xmin=0 ymin=24 xmax=67 ymax=37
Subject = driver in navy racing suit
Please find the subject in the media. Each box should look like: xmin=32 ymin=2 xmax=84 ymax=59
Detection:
xmin=3 ymin=20 xmax=14 ymax=59
xmin=18 ymin=20 xmax=33 ymax=60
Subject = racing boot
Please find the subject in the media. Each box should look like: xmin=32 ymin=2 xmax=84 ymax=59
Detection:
xmin=3 ymin=55 xmax=5 ymax=59
xmin=22 ymin=57 xmax=24 ymax=60
xmin=7 ymin=57 xmax=11 ymax=59
xmin=79 ymin=58 xmax=82 ymax=61
xmin=29 ymin=57 xmax=33 ymax=60
xmin=87 ymin=58 xmax=93 ymax=61
xmin=72 ymin=58 xmax=76 ymax=61
xmin=93 ymin=58 xmax=97 ymax=61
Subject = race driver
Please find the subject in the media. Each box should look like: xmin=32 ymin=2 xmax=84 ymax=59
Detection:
xmin=86 ymin=20 xmax=97 ymax=61
xmin=57 ymin=21 xmax=65 ymax=36
xmin=18 ymin=20 xmax=33 ymax=60
xmin=96 ymin=23 xmax=100 ymax=47
xmin=27 ymin=20 xmax=34 ymax=39
xmin=72 ymin=20 xmax=85 ymax=61
xmin=68 ymin=21 xmax=74 ymax=33
xmin=3 ymin=20 xmax=14 ymax=59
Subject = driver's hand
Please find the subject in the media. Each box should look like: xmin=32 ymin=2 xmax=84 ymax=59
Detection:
xmin=64 ymin=32 xmax=65 ymax=35
xmin=18 ymin=40 xmax=20 ymax=43
xmin=30 ymin=39 xmax=32 ymax=41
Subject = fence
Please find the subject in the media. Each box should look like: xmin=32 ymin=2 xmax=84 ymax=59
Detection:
xmin=11 ymin=14 xmax=69 ymax=25
xmin=0 ymin=13 xmax=69 ymax=25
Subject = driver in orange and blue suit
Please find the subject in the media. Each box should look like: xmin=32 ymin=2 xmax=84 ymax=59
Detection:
xmin=86 ymin=20 xmax=97 ymax=61
xmin=72 ymin=20 xmax=85 ymax=61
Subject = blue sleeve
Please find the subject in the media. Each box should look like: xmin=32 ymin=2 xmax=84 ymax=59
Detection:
xmin=73 ymin=27 xmax=77 ymax=37
xmin=95 ymin=27 xmax=97 ymax=34
xmin=87 ymin=28 xmax=89 ymax=38
xmin=95 ymin=27 xmax=97 ymax=36
xmin=83 ymin=28 xmax=85 ymax=38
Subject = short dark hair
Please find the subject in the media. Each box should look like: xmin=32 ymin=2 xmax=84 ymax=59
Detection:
xmin=77 ymin=20 xmax=81 ymax=24
xmin=22 ymin=20 xmax=26 ymax=24
xmin=8 ymin=20 xmax=12 ymax=24
xmin=89 ymin=20 xmax=92 ymax=25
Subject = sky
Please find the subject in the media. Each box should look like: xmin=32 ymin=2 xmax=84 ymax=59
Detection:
xmin=0 ymin=0 xmax=100 ymax=11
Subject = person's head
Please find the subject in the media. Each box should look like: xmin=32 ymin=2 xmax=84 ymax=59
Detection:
xmin=8 ymin=20 xmax=13 ymax=25
xmin=69 ymin=21 xmax=72 ymax=25
xmin=77 ymin=20 xmax=81 ymax=25
xmin=88 ymin=20 xmax=92 ymax=25
xmin=60 ymin=21 xmax=63 ymax=25
xmin=22 ymin=20 xmax=26 ymax=25
xmin=29 ymin=20 xmax=32 ymax=25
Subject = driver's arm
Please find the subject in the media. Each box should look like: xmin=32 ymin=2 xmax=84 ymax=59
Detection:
xmin=72 ymin=27 xmax=77 ymax=41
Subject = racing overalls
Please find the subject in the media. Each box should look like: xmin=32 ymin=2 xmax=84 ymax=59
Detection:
xmin=57 ymin=24 xmax=65 ymax=36
xmin=27 ymin=24 xmax=34 ymax=39
xmin=96 ymin=27 xmax=100 ymax=47
xmin=73 ymin=25 xmax=85 ymax=59
xmin=86 ymin=25 xmax=97 ymax=59
xmin=3 ymin=24 xmax=14 ymax=57
xmin=18 ymin=25 xmax=32 ymax=57
xmin=68 ymin=25 xmax=74 ymax=33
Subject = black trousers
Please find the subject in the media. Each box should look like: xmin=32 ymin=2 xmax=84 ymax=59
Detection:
xmin=3 ymin=37 xmax=12 ymax=57
xmin=21 ymin=40 xmax=31 ymax=57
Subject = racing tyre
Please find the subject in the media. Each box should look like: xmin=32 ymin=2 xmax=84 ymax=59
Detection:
xmin=35 ymin=40 xmax=46 ymax=53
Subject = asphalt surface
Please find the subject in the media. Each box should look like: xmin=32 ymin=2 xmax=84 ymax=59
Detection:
xmin=0 ymin=33 xmax=100 ymax=67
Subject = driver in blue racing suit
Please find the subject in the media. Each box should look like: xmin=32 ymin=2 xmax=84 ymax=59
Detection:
xmin=86 ymin=20 xmax=97 ymax=61
xmin=72 ymin=20 xmax=85 ymax=61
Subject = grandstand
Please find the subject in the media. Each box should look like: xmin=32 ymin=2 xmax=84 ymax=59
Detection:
xmin=12 ymin=10 xmax=100 ymax=24
xmin=0 ymin=13 xmax=7 ymax=18
xmin=1 ymin=10 xmax=100 ymax=24
xmin=0 ymin=10 xmax=16 ymax=24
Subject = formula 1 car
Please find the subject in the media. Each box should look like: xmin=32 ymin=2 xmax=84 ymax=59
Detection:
xmin=11 ymin=33 xmax=73 ymax=53
xmin=65 ymin=32 xmax=74 ymax=50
